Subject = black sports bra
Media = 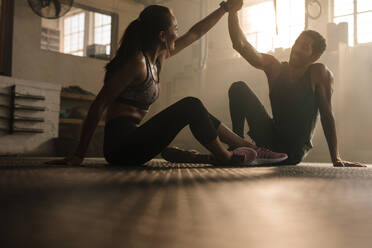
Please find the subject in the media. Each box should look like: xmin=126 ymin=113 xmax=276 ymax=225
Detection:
xmin=115 ymin=51 xmax=160 ymax=110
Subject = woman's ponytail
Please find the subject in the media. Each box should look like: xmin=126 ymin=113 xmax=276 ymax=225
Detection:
xmin=104 ymin=19 xmax=142 ymax=80
xmin=104 ymin=5 xmax=172 ymax=82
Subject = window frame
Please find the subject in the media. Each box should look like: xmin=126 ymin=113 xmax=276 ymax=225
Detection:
xmin=332 ymin=0 xmax=372 ymax=46
xmin=41 ymin=2 xmax=118 ymax=60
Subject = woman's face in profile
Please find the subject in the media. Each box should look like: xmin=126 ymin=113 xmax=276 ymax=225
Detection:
xmin=166 ymin=14 xmax=179 ymax=51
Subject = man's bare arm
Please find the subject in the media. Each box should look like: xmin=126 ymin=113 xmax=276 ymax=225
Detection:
xmin=228 ymin=11 xmax=280 ymax=79
xmin=314 ymin=64 xmax=365 ymax=167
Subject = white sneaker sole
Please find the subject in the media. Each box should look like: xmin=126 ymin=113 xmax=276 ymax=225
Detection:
xmin=250 ymin=154 xmax=288 ymax=165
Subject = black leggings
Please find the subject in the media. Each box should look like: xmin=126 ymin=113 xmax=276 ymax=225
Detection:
xmin=104 ymin=97 xmax=221 ymax=165
xmin=228 ymin=81 xmax=305 ymax=164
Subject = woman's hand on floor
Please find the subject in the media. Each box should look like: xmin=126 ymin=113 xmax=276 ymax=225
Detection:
xmin=45 ymin=155 xmax=84 ymax=166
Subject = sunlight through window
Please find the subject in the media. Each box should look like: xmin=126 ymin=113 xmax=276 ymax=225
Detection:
xmin=333 ymin=0 xmax=372 ymax=46
xmin=64 ymin=12 xmax=85 ymax=56
xmin=242 ymin=0 xmax=305 ymax=53
xmin=94 ymin=13 xmax=112 ymax=55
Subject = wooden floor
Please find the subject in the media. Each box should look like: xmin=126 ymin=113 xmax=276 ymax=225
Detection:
xmin=1 ymin=158 xmax=372 ymax=248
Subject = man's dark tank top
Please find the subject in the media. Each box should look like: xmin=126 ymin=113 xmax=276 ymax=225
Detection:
xmin=269 ymin=62 xmax=319 ymax=152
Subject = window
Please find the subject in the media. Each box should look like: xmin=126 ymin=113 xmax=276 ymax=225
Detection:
xmin=40 ymin=4 xmax=118 ymax=60
xmin=63 ymin=12 xmax=85 ymax=56
xmin=94 ymin=13 xmax=112 ymax=56
xmin=333 ymin=0 xmax=372 ymax=46
xmin=241 ymin=0 xmax=305 ymax=53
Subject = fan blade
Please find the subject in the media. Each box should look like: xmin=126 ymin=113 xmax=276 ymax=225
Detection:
xmin=51 ymin=0 xmax=62 ymax=17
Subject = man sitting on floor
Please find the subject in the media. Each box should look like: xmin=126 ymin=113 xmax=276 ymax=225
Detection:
xmin=226 ymin=0 xmax=364 ymax=166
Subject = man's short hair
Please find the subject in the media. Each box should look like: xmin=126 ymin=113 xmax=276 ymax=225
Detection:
xmin=300 ymin=30 xmax=327 ymax=55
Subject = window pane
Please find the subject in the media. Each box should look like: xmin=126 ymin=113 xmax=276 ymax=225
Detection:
xmin=334 ymin=0 xmax=354 ymax=17
xmin=291 ymin=1 xmax=305 ymax=25
xmin=78 ymin=33 xmax=84 ymax=49
xmin=357 ymin=12 xmax=372 ymax=43
xmin=103 ymin=15 xmax=111 ymax=25
xmin=95 ymin=27 xmax=102 ymax=43
xmin=257 ymin=32 xmax=274 ymax=52
xmin=71 ymin=35 xmax=78 ymax=51
xmin=276 ymin=0 xmax=305 ymax=49
xmin=277 ymin=0 xmax=305 ymax=25
xmin=334 ymin=15 xmax=354 ymax=46
xmin=103 ymin=32 xmax=110 ymax=44
xmin=242 ymin=1 xmax=275 ymax=52
xmin=64 ymin=37 xmax=70 ymax=52
xmin=64 ymin=18 xmax=70 ymax=33
xmin=242 ymin=1 xmax=275 ymax=34
xmin=78 ymin=14 xmax=84 ymax=32
xmin=95 ymin=13 xmax=102 ymax=26
xmin=94 ymin=13 xmax=112 ymax=48
xmin=242 ymin=0 xmax=304 ymax=51
xmin=289 ymin=25 xmax=303 ymax=46
xmin=71 ymin=17 xmax=78 ymax=33
xmin=277 ymin=0 xmax=290 ymax=27
xmin=246 ymin=33 xmax=257 ymax=48
xmin=358 ymin=0 xmax=372 ymax=12
xmin=274 ymin=27 xmax=289 ymax=48
xmin=95 ymin=13 xmax=111 ymax=27
xmin=63 ymin=12 xmax=85 ymax=54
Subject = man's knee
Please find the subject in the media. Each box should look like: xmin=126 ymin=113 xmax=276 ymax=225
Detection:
xmin=228 ymin=81 xmax=251 ymax=98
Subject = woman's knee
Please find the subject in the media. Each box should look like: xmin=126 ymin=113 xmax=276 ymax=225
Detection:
xmin=286 ymin=153 xmax=305 ymax=165
xmin=178 ymin=96 xmax=203 ymax=109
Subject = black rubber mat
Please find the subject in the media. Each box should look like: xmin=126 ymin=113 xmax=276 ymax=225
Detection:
xmin=1 ymin=158 xmax=371 ymax=248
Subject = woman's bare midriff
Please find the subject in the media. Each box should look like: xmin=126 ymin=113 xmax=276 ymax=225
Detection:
xmin=106 ymin=102 xmax=148 ymax=124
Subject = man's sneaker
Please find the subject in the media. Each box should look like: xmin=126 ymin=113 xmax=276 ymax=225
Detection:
xmin=251 ymin=148 xmax=288 ymax=165
xmin=161 ymin=146 xmax=212 ymax=164
xmin=230 ymin=147 xmax=257 ymax=166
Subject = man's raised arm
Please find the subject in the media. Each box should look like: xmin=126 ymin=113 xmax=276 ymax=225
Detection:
xmin=228 ymin=7 xmax=280 ymax=77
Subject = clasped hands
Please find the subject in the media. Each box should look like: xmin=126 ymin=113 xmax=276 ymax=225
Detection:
xmin=226 ymin=0 xmax=244 ymax=12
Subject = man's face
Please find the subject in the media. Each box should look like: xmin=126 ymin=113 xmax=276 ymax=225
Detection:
xmin=289 ymin=34 xmax=318 ymax=67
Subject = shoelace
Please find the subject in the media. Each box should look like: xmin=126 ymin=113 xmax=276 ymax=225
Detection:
xmin=256 ymin=148 xmax=272 ymax=159
xmin=233 ymin=152 xmax=244 ymax=159
xmin=231 ymin=151 xmax=246 ymax=164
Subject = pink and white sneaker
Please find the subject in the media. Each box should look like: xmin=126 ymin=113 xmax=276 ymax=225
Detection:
xmin=230 ymin=147 xmax=257 ymax=166
xmin=251 ymin=148 xmax=288 ymax=165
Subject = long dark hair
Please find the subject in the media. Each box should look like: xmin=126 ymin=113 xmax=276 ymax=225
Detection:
xmin=104 ymin=5 xmax=173 ymax=82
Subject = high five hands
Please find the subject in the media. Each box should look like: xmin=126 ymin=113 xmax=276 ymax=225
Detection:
xmin=226 ymin=0 xmax=244 ymax=12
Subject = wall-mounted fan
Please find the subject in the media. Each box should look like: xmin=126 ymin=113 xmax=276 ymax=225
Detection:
xmin=27 ymin=0 xmax=73 ymax=19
